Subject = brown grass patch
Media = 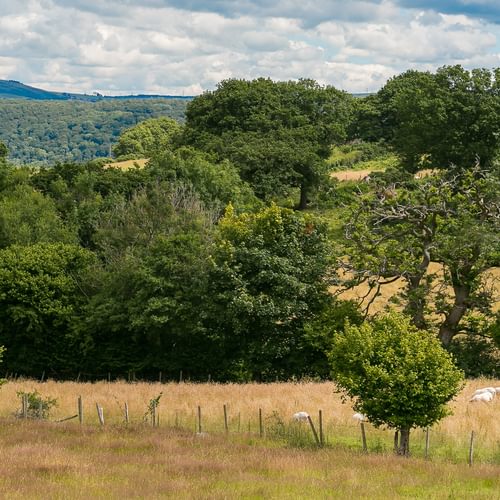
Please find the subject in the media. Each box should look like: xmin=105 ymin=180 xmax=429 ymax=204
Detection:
xmin=103 ymin=158 xmax=149 ymax=170
xmin=335 ymin=264 xmax=500 ymax=314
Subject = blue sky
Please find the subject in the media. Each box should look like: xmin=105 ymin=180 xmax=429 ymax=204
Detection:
xmin=0 ymin=0 xmax=498 ymax=94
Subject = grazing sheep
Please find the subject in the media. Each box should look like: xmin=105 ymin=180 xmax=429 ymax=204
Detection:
xmin=352 ymin=412 xmax=367 ymax=422
xmin=293 ymin=411 xmax=309 ymax=422
xmin=495 ymin=387 xmax=500 ymax=394
xmin=472 ymin=387 xmax=496 ymax=397
xmin=469 ymin=392 xmax=494 ymax=403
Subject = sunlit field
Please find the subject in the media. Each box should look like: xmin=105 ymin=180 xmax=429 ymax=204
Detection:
xmin=0 ymin=379 xmax=498 ymax=498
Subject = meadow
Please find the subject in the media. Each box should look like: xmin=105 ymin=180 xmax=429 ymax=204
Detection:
xmin=0 ymin=379 xmax=498 ymax=499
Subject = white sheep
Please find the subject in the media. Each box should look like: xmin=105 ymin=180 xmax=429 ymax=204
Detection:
xmin=352 ymin=412 xmax=367 ymax=422
xmin=293 ymin=411 xmax=310 ymax=422
xmin=495 ymin=387 xmax=500 ymax=394
xmin=469 ymin=392 xmax=494 ymax=403
xmin=472 ymin=387 xmax=496 ymax=399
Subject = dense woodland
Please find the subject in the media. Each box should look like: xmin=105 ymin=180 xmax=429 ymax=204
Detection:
xmin=0 ymin=65 xmax=499 ymax=382
xmin=0 ymin=99 xmax=188 ymax=164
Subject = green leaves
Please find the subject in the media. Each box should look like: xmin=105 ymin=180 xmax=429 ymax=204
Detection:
xmin=0 ymin=243 xmax=95 ymax=376
xmin=330 ymin=312 xmax=465 ymax=431
xmin=206 ymin=203 xmax=332 ymax=379
xmin=183 ymin=78 xmax=353 ymax=206
xmin=368 ymin=65 xmax=500 ymax=172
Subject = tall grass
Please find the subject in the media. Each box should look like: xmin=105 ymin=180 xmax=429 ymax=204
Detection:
xmin=0 ymin=379 xmax=498 ymax=498
xmin=1 ymin=379 xmax=498 ymax=463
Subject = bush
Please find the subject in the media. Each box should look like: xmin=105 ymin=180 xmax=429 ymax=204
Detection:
xmin=448 ymin=334 xmax=499 ymax=378
xmin=16 ymin=390 xmax=57 ymax=419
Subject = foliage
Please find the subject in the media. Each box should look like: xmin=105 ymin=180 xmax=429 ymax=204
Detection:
xmin=330 ymin=312 xmax=464 ymax=455
xmin=112 ymin=117 xmax=182 ymax=159
xmin=299 ymin=299 xmax=364 ymax=379
xmin=147 ymin=147 xmax=259 ymax=213
xmin=359 ymin=65 xmax=500 ymax=172
xmin=327 ymin=141 xmax=392 ymax=170
xmin=205 ymin=203 xmax=332 ymax=380
xmin=143 ymin=392 xmax=162 ymax=423
xmin=183 ymin=78 xmax=353 ymax=207
xmin=16 ymin=390 xmax=58 ymax=419
xmin=0 ymin=140 xmax=7 ymax=160
xmin=0 ymin=184 xmax=77 ymax=248
xmin=0 ymin=243 xmax=95 ymax=377
xmin=83 ymin=183 xmax=216 ymax=378
xmin=448 ymin=334 xmax=499 ymax=378
xmin=342 ymin=165 xmax=500 ymax=346
xmin=0 ymin=99 xmax=188 ymax=164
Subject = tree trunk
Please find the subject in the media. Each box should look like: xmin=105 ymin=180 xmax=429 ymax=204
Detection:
xmin=404 ymin=240 xmax=432 ymax=330
xmin=297 ymin=184 xmax=308 ymax=211
xmin=438 ymin=283 xmax=470 ymax=347
xmin=393 ymin=430 xmax=399 ymax=453
xmin=397 ymin=428 xmax=411 ymax=457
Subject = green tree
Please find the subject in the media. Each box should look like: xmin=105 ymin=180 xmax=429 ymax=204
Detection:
xmin=363 ymin=66 xmax=500 ymax=172
xmin=112 ymin=117 xmax=182 ymax=159
xmin=206 ymin=203 xmax=332 ymax=380
xmin=184 ymin=78 xmax=353 ymax=208
xmin=343 ymin=165 xmax=500 ymax=346
xmin=0 ymin=140 xmax=7 ymax=161
xmin=330 ymin=312 xmax=464 ymax=456
xmin=0 ymin=184 xmax=77 ymax=248
xmin=148 ymin=147 xmax=259 ymax=213
xmin=84 ymin=183 xmax=216 ymax=378
xmin=0 ymin=243 xmax=95 ymax=377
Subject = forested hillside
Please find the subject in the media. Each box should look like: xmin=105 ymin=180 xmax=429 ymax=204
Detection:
xmin=0 ymin=67 xmax=498 ymax=382
xmin=0 ymin=98 xmax=189 ymax=164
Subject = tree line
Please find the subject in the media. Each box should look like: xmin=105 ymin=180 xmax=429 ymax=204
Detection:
xmin=0 ymin=65 xmax=498 ymax=383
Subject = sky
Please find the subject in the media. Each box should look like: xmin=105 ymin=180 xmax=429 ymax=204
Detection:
xmin=0 ymin=0 xmax=499 ymax=95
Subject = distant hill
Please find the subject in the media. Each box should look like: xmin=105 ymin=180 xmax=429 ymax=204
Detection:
xmin=0 ymin=80 xmax=193 ymax=101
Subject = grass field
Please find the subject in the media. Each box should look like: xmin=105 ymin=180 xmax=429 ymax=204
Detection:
xmin=0 ymin=379 xmax=498 ymax=498
xmin=104 ymin=158 xmax=149 ymax=170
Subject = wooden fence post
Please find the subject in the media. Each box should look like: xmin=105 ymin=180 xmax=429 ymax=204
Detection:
xmin=468 ymin=431 xmax=475 ymax=467
xmin=425 ymin=428 xmax=430 ymax=459
xmin=223 ymin=404 xmax=229 ymax=433
xmin=124 ymin=402 xmax=129 ymax=424
xmin=197 ymin=406 xmax=202 ymax=433
xmin=307 ymin=415 xmax=320 ymax=446
xmin=360 ymin=422 xmax=368 ymax=452
xmin=22 ymin=394 xmax=28 ymax=419
xmin=259 ymin=408 xmax=263 ymax=438
xmin=319 ymin=410 xmax=324 ymax=446
xmin=78 ymin=396 xmax=83 ymax=424
xmin=96 ymin=403 xmax=104 ymax=425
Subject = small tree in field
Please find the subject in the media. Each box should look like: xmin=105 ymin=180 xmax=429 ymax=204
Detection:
xmin=330 ymin=312 xmax=464 ymax=456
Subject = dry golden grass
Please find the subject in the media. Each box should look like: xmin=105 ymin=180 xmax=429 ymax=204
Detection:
xmin=0 ymin=380 xmax=498 ymax=498
xmin=330 ymin=169 xmax=374 ymax=181
xmin=2 ymin=379 xmax=499 ymax=452
xmin=335 ymin=264 xmax=500 ymax=315
xmin=103 ymin=158 xmax=149 ymax=170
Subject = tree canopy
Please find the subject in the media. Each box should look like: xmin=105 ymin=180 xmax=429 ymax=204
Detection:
xmin=183 ymin=78 xmax=353 ymax=208
xmin=354 ymin=65 xmax=500 ymax=172
xmin=330 ymin=312 xmax=464 ymax=456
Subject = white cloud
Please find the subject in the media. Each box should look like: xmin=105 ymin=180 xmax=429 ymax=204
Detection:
xmin=0 ymin=0 xmax=498 ymax=95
